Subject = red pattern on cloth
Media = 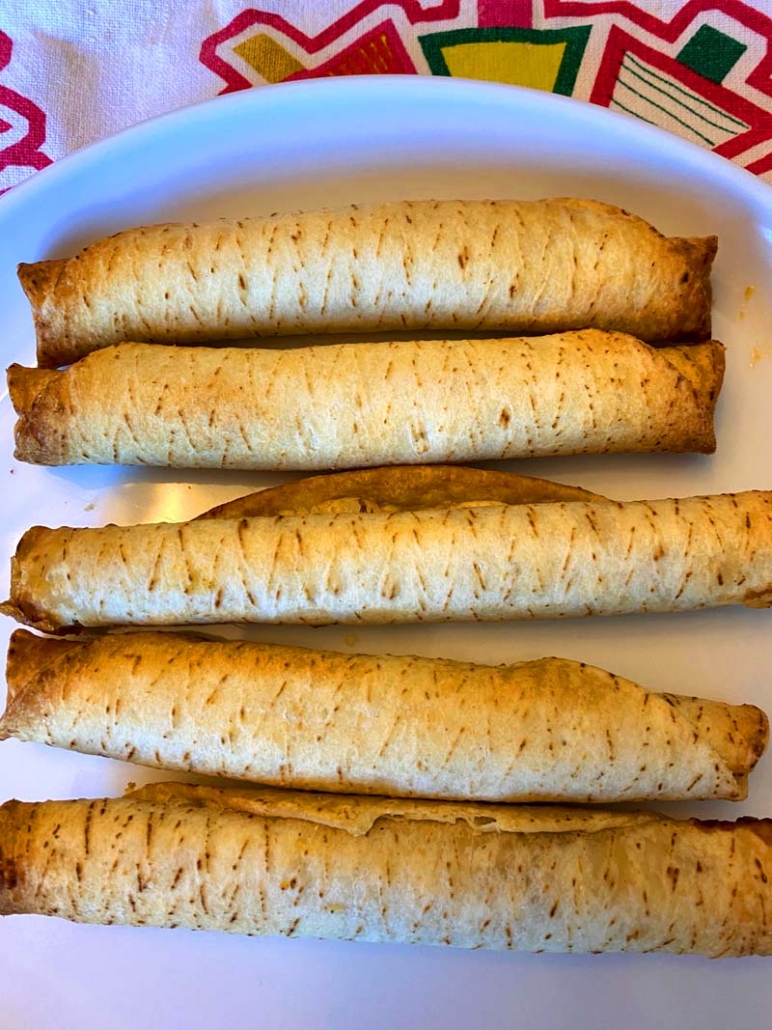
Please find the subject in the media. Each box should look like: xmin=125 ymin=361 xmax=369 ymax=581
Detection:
xmin=199 ymin=1 xmax=462 ymax=94
xmin=0 ymin=31 xmax=51 ymax=191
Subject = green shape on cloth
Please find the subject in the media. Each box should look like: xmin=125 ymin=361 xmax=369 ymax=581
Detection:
xmin=676 ymin=24 xmax=747 ymax=85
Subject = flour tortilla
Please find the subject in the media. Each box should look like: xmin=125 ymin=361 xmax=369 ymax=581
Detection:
xmin=1 ymin=784 xmax=769 ymax=955
xmin=3 ymin=630 xmax=765 ymax=802
xmin=3 ymin=491 xmax=771 ymax=633
xmin=18 ymin=198 xmax=716 ymax=367
xmin=8 ymin=334 xmax=724 ymax=468
xmin=195 ymin=465 xmax=605 ymax=520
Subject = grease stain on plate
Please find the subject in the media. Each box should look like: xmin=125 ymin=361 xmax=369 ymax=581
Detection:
xmin=739 ymin=284 xmax=756 ymax=320
xmin=750 ymin=343 xmax=770 ymax=367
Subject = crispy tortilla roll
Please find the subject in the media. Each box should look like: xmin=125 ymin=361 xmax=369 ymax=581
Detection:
xmin=3 ymin=492 xmax=772 ymax=633
xmin=8 ymin=334 xmax=724 ymax=469
xmin=1 ymin=783 xmax=771 ymax=955
xmin=18 ymin=199 xmax=716 ymax=368
xmin=2 ymin=630 xmax=766 ymax=802
xmin=197 ymin=465 xmax=605 ymax=519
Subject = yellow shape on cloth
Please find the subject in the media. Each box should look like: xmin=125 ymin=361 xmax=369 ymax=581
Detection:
xmin=441 ymin=40 xmax=567 ymax=91
xmin=234 ymin=33 xmax=305 ymax=83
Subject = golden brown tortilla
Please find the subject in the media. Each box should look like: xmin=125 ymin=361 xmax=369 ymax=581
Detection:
xmin=195 ymin=465 xmax=605 ymax=520
xmin=19 ymin=198 xmax=716 ymax=367
xmin=3 ymin=492 xmax=771 ymax=633
xmin=3 ymin=630 xmax=765 ymax=802
xmin=8 ymin=334 xmax=724 ymax=468
xmin=1 ymin=784 xmax=769 ymax=955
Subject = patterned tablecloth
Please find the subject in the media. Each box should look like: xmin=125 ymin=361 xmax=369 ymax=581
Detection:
xmin=2 ymin=0 xmax=772 ymax=193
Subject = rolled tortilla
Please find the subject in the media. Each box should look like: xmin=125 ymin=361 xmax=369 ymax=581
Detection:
xmin=7 ymin=334 xmax=724 ymax=469
xmin=2 ymin=630 xmax=766 ymax=802
xmin=3 ymin=492 xmax=772 ymax=633
xmin=1 ymin=783 xmax=770 ymax=955
xmin=196 ymin=465 xmax=606 ymax=520
xmin=18 ymin=198 xmax=716 ymax=368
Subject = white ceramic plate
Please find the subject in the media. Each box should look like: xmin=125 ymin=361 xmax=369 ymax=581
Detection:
xmin=1 ymin=77 xmax=771 ymax=1030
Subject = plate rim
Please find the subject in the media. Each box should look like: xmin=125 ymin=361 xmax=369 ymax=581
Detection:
xmin=2 ymin=75 xmax=771 ymax=225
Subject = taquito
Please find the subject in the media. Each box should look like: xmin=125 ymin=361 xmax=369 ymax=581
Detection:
xmin=18 ymin=198 xmax=716 ymax=367
xmin=196 ymin=464 xmax=605 ymax=520
xmin=2 ymin=630 xmax=766 ymax=803
xmin=1 ymin=783 xmax=770 ymax=956
xmin=3 ymin=492 xmax=772 ymax=633
xmin=8 ymin=333 xmax=724 ymax=469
